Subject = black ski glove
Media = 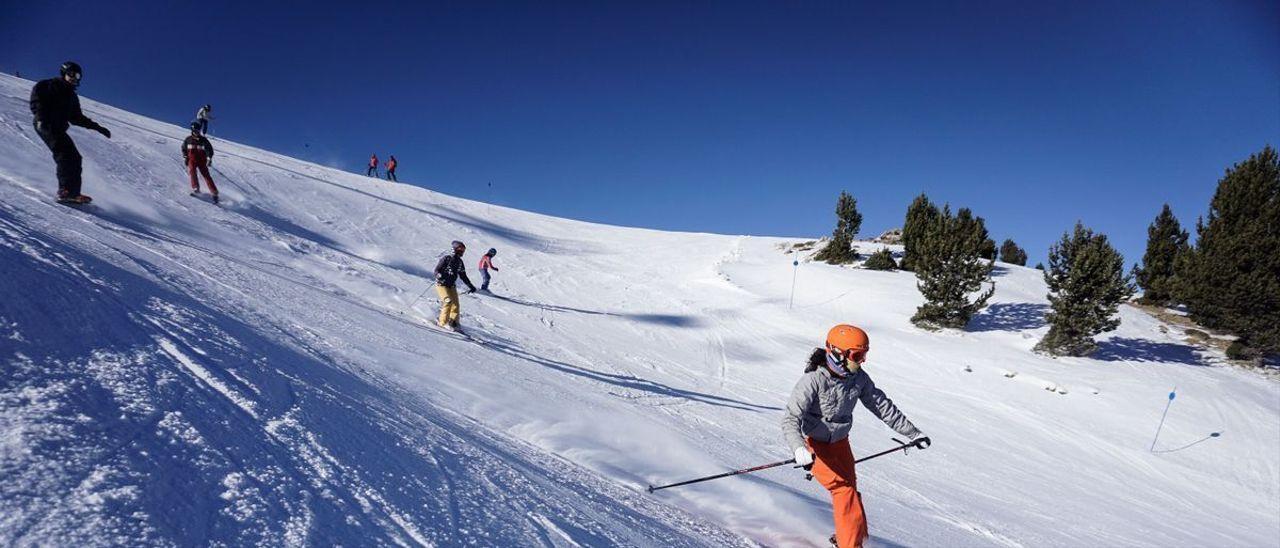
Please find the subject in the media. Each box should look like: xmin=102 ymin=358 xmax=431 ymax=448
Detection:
xmin=95 ymin=125 xmax=111 ymax=139
xmin=913 ymin=436 xmax=931 ymax=450
xmin=466 ymin=287 xmax=478 ymax=294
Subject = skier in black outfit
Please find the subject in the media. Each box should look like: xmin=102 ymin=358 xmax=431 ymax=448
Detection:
xmin=29 ymin=61 xmax=112 ymax=204
xmin=433 ymin=240 xmax=478 ymax=329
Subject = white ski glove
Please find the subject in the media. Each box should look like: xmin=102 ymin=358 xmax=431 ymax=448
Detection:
xmin=793 ymin=447 xmax=814 ymax=468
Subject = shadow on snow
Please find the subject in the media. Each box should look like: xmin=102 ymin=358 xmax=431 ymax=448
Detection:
xmin=967 ymin=302 xmax=1048 ymax=332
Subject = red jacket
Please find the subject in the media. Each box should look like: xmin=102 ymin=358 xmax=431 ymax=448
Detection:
xmin=386 ymin=158 xmax=397 ymax=170
xmin=478 ymin=255 xmax=497 ymax=271
xmin=369 ymin=155 xmax=378 ymax=167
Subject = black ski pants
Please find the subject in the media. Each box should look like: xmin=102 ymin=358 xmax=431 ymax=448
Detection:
xmin=387 ymin=168 xmax=397 ymax=181
xmin=36 ymin=127 xmax=83 ymax=197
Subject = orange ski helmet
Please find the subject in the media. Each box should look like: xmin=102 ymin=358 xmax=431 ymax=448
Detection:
xmin=826 ymin=324 xmax=870 ymax=369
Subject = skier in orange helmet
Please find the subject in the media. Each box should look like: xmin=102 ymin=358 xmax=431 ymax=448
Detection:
xmin=781 ymin=324 xmax=930 ymax=548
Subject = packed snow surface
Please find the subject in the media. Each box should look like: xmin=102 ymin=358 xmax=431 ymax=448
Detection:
xmin=1 ymin=73 xmax=1277 ymax=546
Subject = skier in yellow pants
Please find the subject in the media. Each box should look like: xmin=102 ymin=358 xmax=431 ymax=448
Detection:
xmin=433 ymin=240 xmax=477 ymax=329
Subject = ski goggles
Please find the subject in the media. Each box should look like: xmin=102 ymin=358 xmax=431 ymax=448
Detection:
xmin=826 ymin=344 xmax=868 ymax=367
xmin=65 ymin=72 xmax=82 ymax=85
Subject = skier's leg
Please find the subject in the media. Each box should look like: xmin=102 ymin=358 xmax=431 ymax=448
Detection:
xmin=188 ymin=159 xmax=200 ymax=191
xmin=447 ymin=286 xmax=460 ymax=324
xmin=436 ymin=285 xmax=461 ymax=326
xmin=809 ymin=439 xmax=866 ymax=548
xmin=199 ymin=164 xmax=219 ymax=195
xmin=480 ymin=269 xmax=490 ymax=291
xmin=40 ymin=130 xmax=83 ymax=197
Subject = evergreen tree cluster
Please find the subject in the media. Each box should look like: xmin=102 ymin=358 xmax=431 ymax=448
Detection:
xmin=998 ymin=239 xmax=1028 ymax=266
xmin=1132 ymin=204 xmax=1189 ymax=306
xmin=814 ymin=191 xmax=863 ymax=264
xmin=1176 ymin=146 xmax=1280 ymax=356
xmin=1035 ymin=222 xmax=1135 ymax=356
xmin=862 ymin=248 xmax=897 ymax=271
xmin=900 ymin=194 xmax=939 ymax=272
xmin=907 ymin=196 xmax=996 ymax=330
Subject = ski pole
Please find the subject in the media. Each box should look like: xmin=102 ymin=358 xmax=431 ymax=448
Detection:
xmin=646 ymin=458 xmax=797 ymax=493
xmin=800 ymin=436 xmax=931 ymax=479
xmin=404 ymin=284 xmax=435 ymax=313
xmin=788 ymin=260 xmax=799 ymax=309
xmin=649 ymin=437 xmax=931 ymax=493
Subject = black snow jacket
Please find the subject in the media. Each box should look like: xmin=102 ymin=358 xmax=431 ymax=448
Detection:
xmin=434 ymin=253 xmax=475 ymax=290
xmin=182 ymin=134 xmax=214 ymax=161
xmin=29 ymin=78 xmax=103 ymax=134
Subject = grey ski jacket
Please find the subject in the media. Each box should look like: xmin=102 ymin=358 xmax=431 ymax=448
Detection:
xmin=781 ymin=351 xmax=921 ymax=453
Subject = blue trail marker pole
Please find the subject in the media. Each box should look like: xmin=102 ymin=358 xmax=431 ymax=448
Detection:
xmin=1150 ymin=388 xmax=1177 ymax=452
xmin=788 ymin=260 xmax=799 ymax=310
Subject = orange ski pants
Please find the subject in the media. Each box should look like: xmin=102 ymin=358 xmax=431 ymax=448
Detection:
xmin=808 ymin=437 xmax=868 ymax=548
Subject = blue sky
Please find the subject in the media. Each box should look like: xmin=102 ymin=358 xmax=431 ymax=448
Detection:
xmin=3 ymin=1 xmax=1277 ymax=266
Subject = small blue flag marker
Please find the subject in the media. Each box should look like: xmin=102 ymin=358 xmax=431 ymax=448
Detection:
xmin=1151 ymin=387 xmax=1177 ymax=452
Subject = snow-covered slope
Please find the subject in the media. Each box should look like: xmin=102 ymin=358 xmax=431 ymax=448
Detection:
xmin=2 ymin=73 xmax=1277 ymax=546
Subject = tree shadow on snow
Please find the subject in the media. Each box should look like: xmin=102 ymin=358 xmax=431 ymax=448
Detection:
xmin=472 ymin=332 xmax=779 ymax=413
xmin=487 ymin=294 xmax=704 ymax=327
xmin=1092 ymin=337 xmax=1211 ymax=367
xmin=967 ymin=302 xmax=1048 ymax=332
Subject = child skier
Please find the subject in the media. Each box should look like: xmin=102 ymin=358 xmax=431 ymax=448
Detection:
xmin=29 ymin=61 xmax=112 ymax=204
xmin=781 ymin=324 xmax=930 ymax=548
xmin=478 ymin=248 xmax=499 ymax=292
xmin=182 ymin=122 xmax=219 ymax=203
xmin=433 ymin=241 xmax=478 ymax=329
xmin=367 ymin=153 xmax=379 ymax=177
xmin=385 ymin=155 xmax=398 ymax=181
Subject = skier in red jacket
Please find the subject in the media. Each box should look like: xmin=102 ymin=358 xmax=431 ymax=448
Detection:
xmin=367 ymin=154 xmax=379 ymax=177
xmin=182 ymin=122 xmax=219 ymax=203
xmin=385 ymin=155 xmax=398 ymax=181
xmin=478 ymin=248 xmax=499 ymax=292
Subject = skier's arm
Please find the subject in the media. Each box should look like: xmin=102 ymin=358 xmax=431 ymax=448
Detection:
xmin=67 ymin=94 xmax=99 ymax=130
xmin=204 ymin=137 xmax=214 ymax=159
xmin=28 ymin=82 xmax=43 ymax=122
xmin=858 ymin=372 xmax=922 ymax=438
xmin=458 ymin=266 xmax=476 ymax=291
xmin=780 ymin=374 xmax=818 ymax=453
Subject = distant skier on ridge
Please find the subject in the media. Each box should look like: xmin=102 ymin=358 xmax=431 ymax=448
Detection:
xmin=29 ymin=61 xmax=112 ymax=204
xmin=478 ymin=248 xmax=499 ymax=293
xmin=781 ymin=324 xmax=930 ymax=548
xmin=182 ymin=122 xmax=219 ymax=203
xmin=194 ymin=104 xmax=212 ymax=135
xmin=385 ymin=155 xmax=398 ymax=181
xmin=367 ymin=153 xmax=379 ymax=177
xmin=433 ymin=241 xmax=478 ymax=329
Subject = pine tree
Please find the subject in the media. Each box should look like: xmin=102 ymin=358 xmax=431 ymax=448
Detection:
xmin=1178 ymin=146 xmax=1280 ymax=356
xmin=910 ymin=205 xmax=996 ymax=329
xmin=1035 ymin=262 xmax=1045 ymax=270
xmin=863 ymin=248 xmax=897 ymax=271
xmin=1133 ymin=204 xmax=1189 ymax=306
xmin=1035 ymin=222 xmax=1135 ymax=356
xmin=998 ymin=239 xmax=1028 ymax=266
xmin=814 ymin=191 xmax=863 ymax=264
xmin=900 ymin=193 xmax=940 ymax=271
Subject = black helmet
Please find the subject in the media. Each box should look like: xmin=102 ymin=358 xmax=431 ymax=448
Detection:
xmin=487 ymin=248 xmax=497 ymax=256
xmin=190 ymin=122 xmax=201 ymax=132
xmin=60 ymin=61 xmax=82 ymax=86
xmin=60 ymin=61 xmax=82 ymax=77
xmin=204 ymin=104 xmax=211 ymax=110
